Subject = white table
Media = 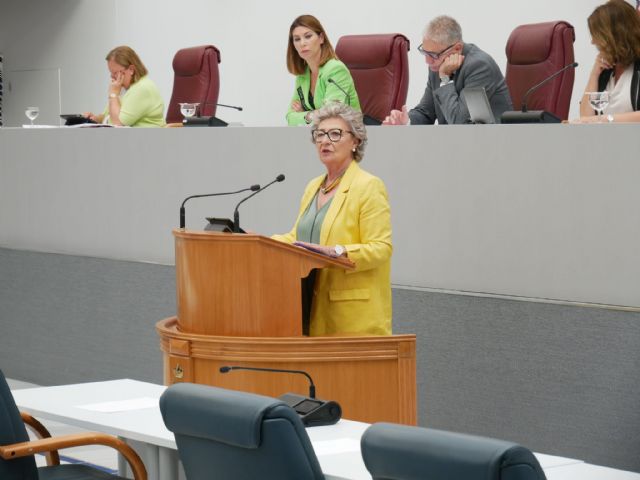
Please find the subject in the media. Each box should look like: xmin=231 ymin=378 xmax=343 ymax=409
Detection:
xmin=12 ymin=379 xmax=638 ymax=480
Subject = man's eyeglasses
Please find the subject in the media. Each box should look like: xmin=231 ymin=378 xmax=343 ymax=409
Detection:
xmin=417 ymin=43 xmax=457 ymax=60
xmin=311 ymin=128 xmax=354 ymax=143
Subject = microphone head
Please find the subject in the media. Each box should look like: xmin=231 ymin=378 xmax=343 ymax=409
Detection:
xmin=250 ymin=184 xmax=260 ymax=191
xmin=219 ymin=366 xmax=231 ymax=373
xmin=572 ymin=62 xmax=579 ymax=68
xmin=327 ymin=78 xmax=335 ymax=84
xmin=276 ymin=174 xmax=285 ymax=182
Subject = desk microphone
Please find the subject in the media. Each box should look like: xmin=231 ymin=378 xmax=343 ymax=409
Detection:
xmin=179 ymin=184 xmax=260 ymax=229
xmin=233 ymin=174 xmax=285 ymax=233
xmin=216 ymin=103 xmax=243 ymax=111
xmin=220 ymin=365 xmax=316 ymax=398
xmin=327 ymin=78 xmax=381 ymax=124
xmin=501 ymin=62 xmax=578 ymax=124
xmin=327 ymin=78 xmax=351 ymax=106
xmin=521 ymin=62 xmax=578 ymax=112
xmin=219 ymin=365 xmax=342 ymax=427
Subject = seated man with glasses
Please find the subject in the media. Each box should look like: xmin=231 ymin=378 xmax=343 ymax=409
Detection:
xmin=384 ymin=15 xmax=512 ymax=125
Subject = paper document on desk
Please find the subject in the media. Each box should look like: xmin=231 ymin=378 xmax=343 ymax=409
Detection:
xmin=313 ymin=438 xmax=361 ymax=456
xmin=77 ymin=397 xmax=158 ymax=413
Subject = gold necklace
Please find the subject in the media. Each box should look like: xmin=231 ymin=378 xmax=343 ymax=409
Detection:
xmin=320 ymin=173 xmax=344 ymax=194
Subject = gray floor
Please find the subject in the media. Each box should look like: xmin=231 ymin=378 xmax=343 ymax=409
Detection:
xmin=2 ymin=247 xmax=640 ymax=473
xmin=8 ymin=378 xmax=118 ymax=472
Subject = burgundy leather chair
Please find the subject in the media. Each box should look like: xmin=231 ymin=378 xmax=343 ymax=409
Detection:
xmin=505 ymin=21 xmax=575 ymax=120
xmin=166 ymin=45 xmax=221 ymax=124
xmin=335 ymin=34 xmax=410 ymax=123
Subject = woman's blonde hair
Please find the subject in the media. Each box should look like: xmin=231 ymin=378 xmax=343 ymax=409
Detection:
xmin=105 ymin=46 xmax=148 ymax=84
xmin=588 ymin=0 xmax=640 ymax=67
xmin=311 ymin=102 xmax=367 ymax=162
xmin=286 ymin=15 xmax=337 ymax=76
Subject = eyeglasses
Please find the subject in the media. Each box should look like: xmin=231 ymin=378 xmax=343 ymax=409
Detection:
xmin=417 ymin=43 xmax=456 ymax=60
xmin=311 ymin=128 xmax=354 ymax=143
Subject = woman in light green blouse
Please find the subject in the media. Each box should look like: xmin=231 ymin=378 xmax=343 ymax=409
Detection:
xmin=85 ymin=46 xmax=165 ymax=127
xmin=286 ymin=15 xmax=360 ymax=126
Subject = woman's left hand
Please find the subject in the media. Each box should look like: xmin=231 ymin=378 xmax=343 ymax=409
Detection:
xmin=291 ymin=100 xmax=303 ymax=112
xmin=294 ymin=241 xmax=340 ymax=257
xmin=109 ymin=71 xmax=124 ymax=96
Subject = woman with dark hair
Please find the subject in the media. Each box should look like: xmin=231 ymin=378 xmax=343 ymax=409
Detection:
xmin=286 ymin=15 xmax=360 ymax=126
xmin=85 ymin=46 xmax=165 ymax=127
xmin=578 ymin=0 xmax=640 ymax=123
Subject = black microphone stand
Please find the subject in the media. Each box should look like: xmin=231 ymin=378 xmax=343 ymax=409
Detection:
xmin=179 ymin=185 xmax=259 ymax=229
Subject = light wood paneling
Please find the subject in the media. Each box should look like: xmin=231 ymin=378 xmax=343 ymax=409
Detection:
xmin=157 ymin=317 xmax=417 ymax=425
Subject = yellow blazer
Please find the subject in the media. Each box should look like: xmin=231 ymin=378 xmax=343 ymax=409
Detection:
xmin=273 ymin=161 xmax=392 ymax=336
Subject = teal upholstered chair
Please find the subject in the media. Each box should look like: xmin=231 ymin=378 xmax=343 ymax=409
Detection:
xmin=0 ymin=369 xmax=146 ymax=480
xmin=160 ymin=383 xmax=325 ymax=480
xmin=361 ymin=422 xmax=546 ymax=480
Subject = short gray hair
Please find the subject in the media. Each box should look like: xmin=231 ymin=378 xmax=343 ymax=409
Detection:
xmin=310 ymin=102 xmax=367 ymax=162
xmin=424 ymin=15 xmax=463 ymax=45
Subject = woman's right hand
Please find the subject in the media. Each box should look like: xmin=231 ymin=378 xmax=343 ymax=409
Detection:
xmin=83 ymin=112 xmax=103 ymax=123
xmin=590 ymin=53 xmax=612 ymax=78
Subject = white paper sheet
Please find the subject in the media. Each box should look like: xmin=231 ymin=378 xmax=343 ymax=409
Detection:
xmin=76 ymin=397 xmax=158 ymax=413
xmin=313 ymin=438 xmax=361 ymax=456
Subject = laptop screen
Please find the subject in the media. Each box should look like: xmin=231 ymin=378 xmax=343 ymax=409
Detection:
xmin=462 ymin=87 xmax=495 ymax=124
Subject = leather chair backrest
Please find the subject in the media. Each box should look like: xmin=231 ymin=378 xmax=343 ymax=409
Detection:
xmin=336 ymin=34 xmax=410 ymax=122
xmin=160 ymin=383 xmax=325 ymax=480
xmin=0 ymin=370 xmax=39 ymax=480
xmin=166 ymin=45 xmax=221 ymax=123
xmin=361 ymin=422 xmax=547 ymax=480
xmin=505 ymin=21 xmax=575 ymax=120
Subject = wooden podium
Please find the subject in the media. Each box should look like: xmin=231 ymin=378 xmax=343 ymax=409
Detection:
xmin=156 ymin=230 xmax=417 ymax=424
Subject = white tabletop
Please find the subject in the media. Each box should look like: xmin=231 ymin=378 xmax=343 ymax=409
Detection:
xmin=14 ymin=379 xmax=622 ymax=480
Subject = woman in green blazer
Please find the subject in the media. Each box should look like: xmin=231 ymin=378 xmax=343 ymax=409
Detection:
xmin=286 ymin=15 xmax=361 ymax=126
xmin=274 ymin=102 xmax=392 ymax=336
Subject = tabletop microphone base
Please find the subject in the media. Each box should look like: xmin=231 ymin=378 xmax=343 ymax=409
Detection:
xmin=278 ymin=392 xmax=342 ymax=427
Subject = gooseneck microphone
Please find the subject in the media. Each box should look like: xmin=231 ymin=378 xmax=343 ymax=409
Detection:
xmin=327 ymin=78 xmax=351 ymax=106
xmin=220 ymin=365 xmax=316 ymax=398
xmin=179 ymin=184 xmax=260 ymax=229
xmin=219 ymin=364 xmax=342 ymax=427
xmin=233 ymin=174 xmax=285 ymax=233
xmin=521 ymin=62 xmax=578 ymax=112
xmin=216 ymin=103 xmax=243 ymax=111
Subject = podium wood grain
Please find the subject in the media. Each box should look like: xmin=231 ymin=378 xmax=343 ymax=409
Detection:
xmin=159 ymin=230 xmax=417 ymax=424
xmin=157 ymin=317 xmax=417 ymax=425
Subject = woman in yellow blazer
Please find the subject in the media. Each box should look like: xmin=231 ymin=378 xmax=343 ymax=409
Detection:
xmin=273 ymin=102 xmax=392 ymax=336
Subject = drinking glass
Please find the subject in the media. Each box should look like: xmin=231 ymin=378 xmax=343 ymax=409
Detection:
xmin=25 ymin=107 xmax=40 ymax=126
xmin=587 ymin=92 xmax=609 ymax=123
xmin=179 ymin=103 xmax=199 ymax=122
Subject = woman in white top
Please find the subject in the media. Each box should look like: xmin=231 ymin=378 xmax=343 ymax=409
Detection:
xmin=578 ymin=0 xmax=640 ymax=123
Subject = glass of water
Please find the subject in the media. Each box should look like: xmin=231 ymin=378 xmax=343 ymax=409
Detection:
xmin=179 ymin=103 xmax=199 ymax=122
xmin=25 ymin=106 xmax=40 ymax=126
xmin=587 ymin=92 xmax=609 ymax=123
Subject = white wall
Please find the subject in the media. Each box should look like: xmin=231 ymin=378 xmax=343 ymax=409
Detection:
xmin=0 ymin=0 xmax=619 ymax=126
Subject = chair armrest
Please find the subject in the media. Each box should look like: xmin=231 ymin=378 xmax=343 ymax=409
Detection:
xmin=0 ymin=432 xmax=147 ymax=480
xmin=20 ymin=411 xmax=60 ymax=466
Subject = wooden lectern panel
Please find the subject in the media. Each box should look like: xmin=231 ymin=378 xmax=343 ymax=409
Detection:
xmin=174 ymin=230 xmax=353 ymax=337
xmin=157 ymin=317 xmax=417 ymax=425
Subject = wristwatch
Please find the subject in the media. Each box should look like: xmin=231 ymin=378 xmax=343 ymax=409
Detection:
xmin=333 ymin=245 xmax=346 ymax=257
xmin=439 ymin=75 xmax=452 ymax=87
xmin=607 ymin=114 xmax=614 ymax=123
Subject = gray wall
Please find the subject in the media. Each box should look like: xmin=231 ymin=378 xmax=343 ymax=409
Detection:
xmin=0 ymin=0 xmax=607 ymax=126
xmin=2 ymin=247 xmax=639 ymax=472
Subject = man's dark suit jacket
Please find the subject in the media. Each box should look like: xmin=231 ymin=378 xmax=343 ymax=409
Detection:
xmin=409 ymin=43 xmax=512 ymax=124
